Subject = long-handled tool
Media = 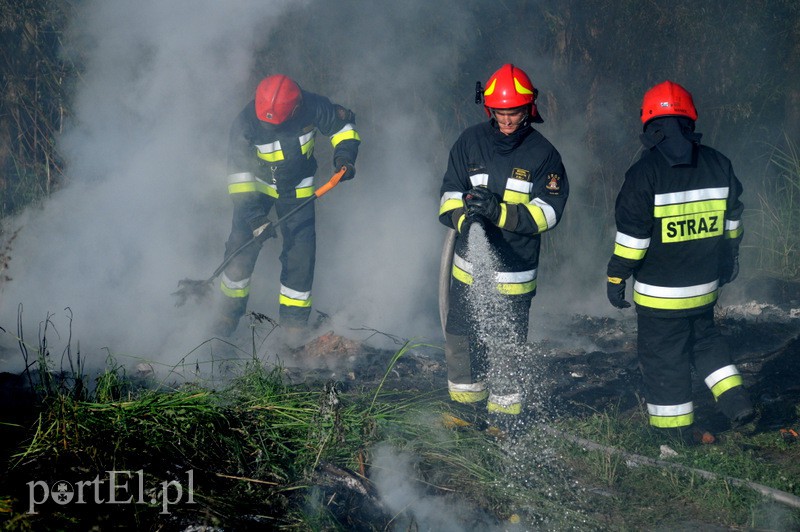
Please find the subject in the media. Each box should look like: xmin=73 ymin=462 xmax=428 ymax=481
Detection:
xmin=173 ymin=166 xmax=346 ymax=307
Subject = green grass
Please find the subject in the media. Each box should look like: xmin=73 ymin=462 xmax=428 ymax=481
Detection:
xmin=2 ymin=323 xmax=799 ymax=530
xmin=555 ymin=404 xmax=800 ymax=530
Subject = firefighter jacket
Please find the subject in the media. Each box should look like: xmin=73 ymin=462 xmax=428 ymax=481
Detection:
xmin=607 ymin=144 xmax=744 ymax=317
xmin=438 ymin=120 xmax=568 ymax=296
xmin=226 ymin=90 xmax=360 ymax=226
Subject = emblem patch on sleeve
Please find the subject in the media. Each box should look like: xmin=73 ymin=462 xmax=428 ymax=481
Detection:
xmin=545 ymin=173 xmax=561 ymax=193
xmin=512 ymin=168 xmax=531 ymax=182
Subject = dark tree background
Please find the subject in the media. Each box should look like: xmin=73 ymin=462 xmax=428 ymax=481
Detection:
xmin=2 ymin=0 xmax=799 ymax=277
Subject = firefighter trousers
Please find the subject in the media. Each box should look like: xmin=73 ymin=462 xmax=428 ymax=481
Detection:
xmin=637 ymin=309 xmax=752 ymax=429
xmin=445 ymin=276 xmax=533 ymax=410
xmin=218 ymin=196 xmax=316 ymax=332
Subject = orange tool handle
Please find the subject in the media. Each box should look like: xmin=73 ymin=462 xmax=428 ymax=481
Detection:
xmin=315 ymin=166 xmax=346 ymax=197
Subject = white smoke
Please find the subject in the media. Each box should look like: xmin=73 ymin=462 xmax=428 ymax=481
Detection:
xmin=0 ymin=0 xmax=620 ymax=374
xmin=0 ymin=0 xmax=301 ymax=370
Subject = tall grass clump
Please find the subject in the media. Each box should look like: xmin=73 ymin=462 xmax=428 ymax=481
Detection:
xmin=750 ymin=134 xmax=800 ymax=279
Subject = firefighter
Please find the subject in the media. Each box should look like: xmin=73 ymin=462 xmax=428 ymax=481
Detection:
xmin=606 ymin=80 xmax=754 ymax=443
xmin=212 ymin=74 xmax=360 ymax=337
xmin=438 ymin=64 xmax=569 ymax=426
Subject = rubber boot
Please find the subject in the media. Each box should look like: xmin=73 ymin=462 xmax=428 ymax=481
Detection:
xmin=716 ymin=386 xmax=755 ymax=429
xmin=445 ymin=333 xmax=487 ymax=404
xmin=280 ymin=325 xmax=309 ymax=351
xmin=211 ymin=315 xmax=239 ymax=338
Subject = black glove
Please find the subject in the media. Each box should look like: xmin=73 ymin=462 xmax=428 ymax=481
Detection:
xmin=249 ymin=216 xmax=277 ymax=244
xmin=463 ymin=187 xmax=500 ymax=225
xmin=719 ymin=248 xmax=739 ymax=286
xmin=607 ymin=277 xmax=631 ymax=309
xmin=334 ymin=158 xmax=356 ymax=181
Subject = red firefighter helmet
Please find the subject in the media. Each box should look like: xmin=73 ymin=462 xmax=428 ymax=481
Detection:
xmin=482 ymin=63 xmax=542 ymax=122
xmin=640 ymin=80 xmax=698 ymax=126
xmin=255 ymin=74 xmax=302 ymax=124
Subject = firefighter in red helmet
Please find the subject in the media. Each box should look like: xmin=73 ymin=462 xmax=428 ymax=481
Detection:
xmin=438 ymin=64 xmax=569 ymax=433
xmin=212 ymin=74 xmax=360 ymax=338
xmin=607 ymin=80 xmax=755 ymax=444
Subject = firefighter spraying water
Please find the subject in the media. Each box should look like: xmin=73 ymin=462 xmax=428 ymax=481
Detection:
xmin=437 ymin=63 xmax=570 ymax=431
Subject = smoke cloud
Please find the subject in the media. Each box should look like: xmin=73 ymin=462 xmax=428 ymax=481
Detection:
xmin=0 ymin=0 xmax=301 ymax=369
xmin=1 ymin=1 xmax=766 ymax=372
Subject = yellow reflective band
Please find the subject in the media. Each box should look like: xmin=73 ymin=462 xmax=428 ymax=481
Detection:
xmin=497 ymin=280 xmax=536 ymax=295
xmin=725 ymin=227 xmax=743 ymax=239
xmin=524 ymin=203 xmax=549 ymax=233
xmin=330 ymin=128 xmax=360 ymax=147
xmin=503 ymin=189 xmax=529 ymax=204
xmin=256 ymin=150 xmax=284 ymax=163
xmin=228 ymin=182 xmax=257 ymax=194
xmin=439 ymin=197 xmax=465 ymax=216
xmin=649 ymin=412 xmax=694 ymax=428
xmin=300 ymin=137 xmax=315 ymax=158
xmin=279 ymin=294 xmax=313 ymax=308
xmin=449 ymin=389 xmax=489 ymax=404
xmin=452 ymin=263 xmax=473 ymax=285
xmin=662 ymin=211 xmax=724 ymax=243
xmin=296 ymin=186 xmax=314 ymax=198
xmin=457 ymin=213 xmax=467 ymax=233
xmin=654 ymin=199 xmax=727 ymax=218
xmin=220 ymin=281 xmax=249 ymax=299
xmin=228 ymin=181 xmax=278 ymax=198
xmin=711 ymin=375 xmax=744 ymax=400
xmin=487 ymin=401 xmax=522 ymax=415
xmin=484 ymin=78 xmax=497 ymax=96
xmin=451 ymin=264 xmax=535 ymax=294
xmin=614 ymin=243 xmax=647 ymax=260
xmin=608 ymin=277 xmax=624 ymax=284
xmin=497 ymin=203 xmax=508 ymax=228
xmin=633 ymin=291 xmax=717 ymax=310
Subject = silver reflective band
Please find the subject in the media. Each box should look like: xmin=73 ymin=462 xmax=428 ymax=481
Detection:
xmin=505 ymin=178 xmax=532 ymax=194
xmin=469 ymin=173 xmax=489 ymax=187
xmin=654 ymin=187 xmax=729 ymax=206
xmin=227 ymin=172 xmax=255 ymax=185
xmin=530 ymin=197 xmax=557 ymax=228
xmin=221 ymin=272 xmax=250 ymax=290
xmin=298 ymin=131 xmax=314 ymax=145
xmin=704 ymin=364 xmax=740 ymax=389
xmin=647 ymin=401 xmax=693 ymax=416
xmin=256 ymin=140 xmax=282 ymax=154
xmin=332 ymin=123 xmax=356 ymax=136
xmin=488 ymin=393 xmax=522 ymax=407
xmin=440 ymin=191 xmax=464 ymax=206
xmin=448 ymin=381 xmax=486 ymax=392
xmin=453 ymin=254 xmax=536 ymax=283
xmin=615 ymin=231 xmax=650 ymax=249
xmin=633 ymin=280 xmax=718 ymax=298
xmin=296 ymin=176 xmax=314 ymax=189
xmin=280 ymin=284 xmax=311 ymax=301
xmin=724 ymin=219 xmax=741 ymax=230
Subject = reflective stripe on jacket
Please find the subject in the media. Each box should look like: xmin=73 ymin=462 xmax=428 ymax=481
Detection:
xmin=438 ymin=120 xmax=569 ymax=273
xmin=226 ymin=91 xmax=360 ymax=223
xmin=608 ymin=145 xmax=744 ymax=317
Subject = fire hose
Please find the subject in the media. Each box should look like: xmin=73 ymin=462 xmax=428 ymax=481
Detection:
xmin=438 ymin=228 xmax=457 ymax=338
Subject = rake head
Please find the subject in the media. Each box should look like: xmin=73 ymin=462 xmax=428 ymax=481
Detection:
xmin=172 ymin=278 xmax=214 ymax=307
